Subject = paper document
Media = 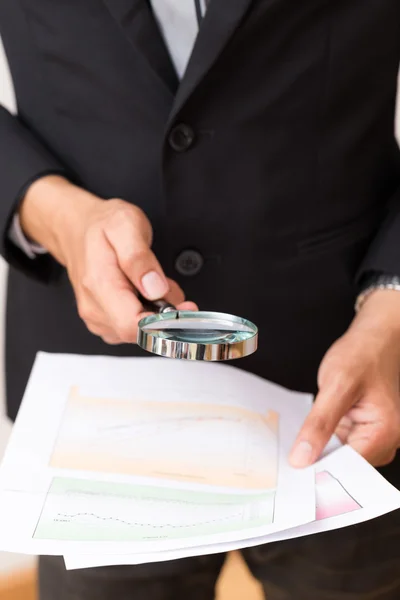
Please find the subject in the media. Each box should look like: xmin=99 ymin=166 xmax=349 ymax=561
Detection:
xmin=0 ymin=353 xmax=315 ymax=556
xmin=64 ymin=445 xmax=400 ymax=569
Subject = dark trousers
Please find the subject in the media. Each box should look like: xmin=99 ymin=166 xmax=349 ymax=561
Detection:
xmin=39 ymin=509 xmax=400 ymax=600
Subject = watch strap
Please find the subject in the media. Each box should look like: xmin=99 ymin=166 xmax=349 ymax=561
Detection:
xmin=355 ymin=274 xmax=400 ymax=312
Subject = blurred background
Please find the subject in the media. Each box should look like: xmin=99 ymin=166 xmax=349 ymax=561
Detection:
xmin=0 ymin=35 xmax=399 ymax=600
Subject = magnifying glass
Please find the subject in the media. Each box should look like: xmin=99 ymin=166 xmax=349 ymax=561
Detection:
xmin=137 ymin=297 xmax=258 ymax=362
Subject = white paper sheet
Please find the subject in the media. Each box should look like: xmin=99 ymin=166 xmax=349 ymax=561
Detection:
xmin=64 ymin=445 xmax=400 ymax=570
xmin=0 ymin=353 xmax=315 ymax=556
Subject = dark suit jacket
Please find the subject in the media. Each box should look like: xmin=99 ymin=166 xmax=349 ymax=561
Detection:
xmin=0 ymin=1 xmax=400 ymax=480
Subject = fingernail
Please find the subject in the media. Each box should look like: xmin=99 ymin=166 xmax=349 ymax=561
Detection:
xmin=141 ymin=271 xmax=168 ymax=300
xmin=290 ymin=441 xmax=313 ymax=468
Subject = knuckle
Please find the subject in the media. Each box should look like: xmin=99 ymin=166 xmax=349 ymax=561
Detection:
xmin=118 ymin=204 xmax=151 ymax=237
xmin=106 ymin=206 xmax=134 ymax=232
xmin=102 ymin=336 xmax=120 ymax=346
xmin=389 ymin=410 xmax=400 ymax=430
xmin=114 ymin=205 xmax=134 ymax=223
xmin=108 ymin=197 xmax=125 ymax=207
xmin=319 ymin=363 xmax=353 ymax=395
xmin=372 ymin=432 xmax=389 ymax=452
xmin=106 ymin=202 xmax=152 ymax=246
xmin=332 ymin=370 xmax=355 ymax=397
xmin=370 ymin=422 xmax=398 ymax=452
xmin=385 ymin=420 xmax=400 ymax=444
xmin=379 ymin=406 xmax=400 ymax=438
xmin=81 ymin=266 xmax=104 ymax=293
xmin=86 ymin=322 xmax=100 ymax=336
xmin=373 ymin=447 xmax=397 ymax=468
xmin=110 ymin=201 xmax=139 ymax=223
xmin=119 ymin=248 xmax=149 ymax=273
xmin=308 ymin=413 xmax=332 ymax=437
xmin=118 ymin=201 xmax=146 ymax=221
xmin=81 ymin=273 xmax=96 ymax=292
xmin=381 ymin=451 xmax=397 ymax=467
xmin=77 ymin=300 xmax=92 ymax=323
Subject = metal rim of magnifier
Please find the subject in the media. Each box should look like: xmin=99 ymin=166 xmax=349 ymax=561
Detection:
xmin=137 ymin=310 xmax=258 ymax=361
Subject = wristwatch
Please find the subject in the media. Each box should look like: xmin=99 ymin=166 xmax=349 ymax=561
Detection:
xmin=355 ymin=273 xmax=400 ymax=312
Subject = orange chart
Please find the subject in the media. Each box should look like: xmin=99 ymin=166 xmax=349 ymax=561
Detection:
xmin=50 ymin=387 xmax=279 ymax=490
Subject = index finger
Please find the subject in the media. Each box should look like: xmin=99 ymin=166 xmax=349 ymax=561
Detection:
xmin=289 ymin=375 xmax=360 ymax=468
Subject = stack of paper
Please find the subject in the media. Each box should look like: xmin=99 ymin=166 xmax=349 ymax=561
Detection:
xmin=0 ymin=353 xmax=398 ymax=570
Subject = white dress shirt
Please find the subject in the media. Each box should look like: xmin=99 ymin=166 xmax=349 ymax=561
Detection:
xmin=152 ymin=0 xmax=208 ymax=78
xmin=11 ymin=0 xmax=210 ymax=256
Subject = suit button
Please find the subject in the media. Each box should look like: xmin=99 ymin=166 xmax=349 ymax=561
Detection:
xmin=168 ymin=124 xmax=195 ymax=152
xmin=175 ymin=249 xmax=204 ymax=276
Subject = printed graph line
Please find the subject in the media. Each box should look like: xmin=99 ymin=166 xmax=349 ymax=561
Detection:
xmin=55 ymin=512 xmax=244 ymax=529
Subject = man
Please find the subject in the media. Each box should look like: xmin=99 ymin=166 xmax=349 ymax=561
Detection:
xmin=0 ymin=0 xmax=400 ymax=598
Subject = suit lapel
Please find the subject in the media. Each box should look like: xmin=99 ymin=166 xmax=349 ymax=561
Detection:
xmin=102 ymin=0 xmax=178 ymax=96
xmin=168 ymin=0 xmax=254 ymax=124
xmin=103 ymin=0 xmax=262 ymax=122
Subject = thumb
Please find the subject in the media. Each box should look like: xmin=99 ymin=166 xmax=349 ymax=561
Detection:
xmin=289 ymin=378 xmax=357 ymax=468
xmin=105 ymin=217 xmax=169 ymax=302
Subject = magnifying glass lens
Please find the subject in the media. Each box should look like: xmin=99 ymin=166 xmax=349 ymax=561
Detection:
xmin=138 ymin=311 xmax=258 ymax=361
xmin=141 ymin=313 xmax=255 ymax=344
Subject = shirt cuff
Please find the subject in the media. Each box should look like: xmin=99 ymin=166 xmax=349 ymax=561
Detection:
xmin=8 ymin=213 xmax=47 ymax=259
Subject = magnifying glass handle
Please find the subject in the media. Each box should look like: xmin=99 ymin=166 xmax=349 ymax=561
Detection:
xmin=137 ymin=293 xmax=176 ymax=314
xmin=150 ymin=299 xmax=177 ymax=314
